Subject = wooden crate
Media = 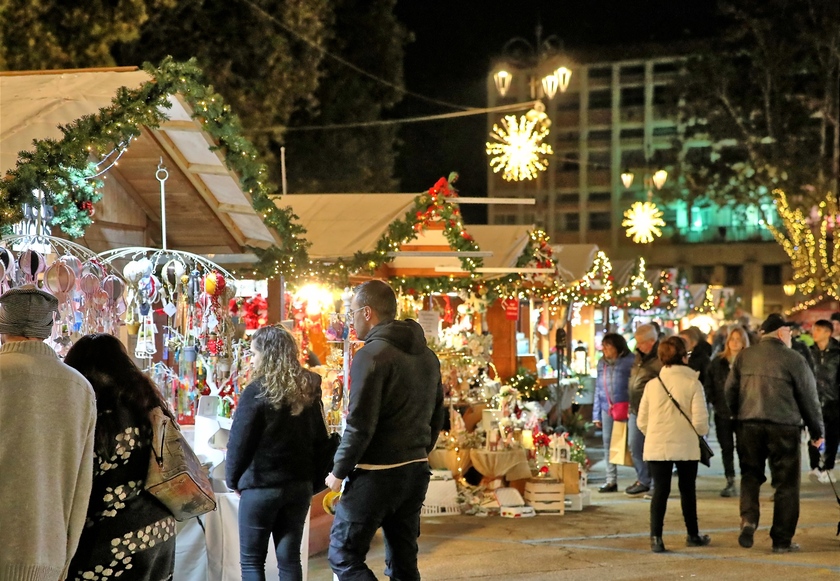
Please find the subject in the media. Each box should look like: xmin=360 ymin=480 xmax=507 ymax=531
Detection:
xmin=524 ymin=478 xmax=565 ymax=515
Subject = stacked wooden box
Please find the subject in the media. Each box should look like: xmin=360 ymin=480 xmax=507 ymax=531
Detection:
xmin=524 ymin=478 xmax=565 ymax=515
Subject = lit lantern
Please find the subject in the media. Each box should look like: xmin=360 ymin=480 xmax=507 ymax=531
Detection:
xmin=541 ymin=72 xmax=559 ymax=100
xmin=493 ymin=70 xmax=512 ymax=97
xmin=621 ymin=168 xmax=634 ymax=189
xmin=783 ymin=281 xmax=797 ymax=297
xmin=555 ymin=66 xmax=572 ymax=93
xmin=652 ymin=168 xmax=668 ymax=190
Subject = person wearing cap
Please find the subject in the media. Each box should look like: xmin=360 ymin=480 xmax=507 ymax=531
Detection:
xmin=0 ymin=285 xmax=97 ymax=581
xmin=830 ymin=312 xmax=840 ymax=343
xmin=725 ymin=312 xmax=823 ymax=554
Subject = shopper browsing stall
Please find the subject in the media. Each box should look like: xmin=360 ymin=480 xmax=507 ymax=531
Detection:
xmin=64 ymin=334 xmax=178 ymax=581
xmin=638 ymin=336 xmax=711 ymax=553
xmin=593 ymin=333 xmax=634 ymax=493
xmin=626 ymin=324 xmax=662 ymax=497
xmin=0 ymin=286 xmax=96 ymax=581
xmin=226 ymin=325 xmax=329 ymax=581
xmin=326 ymin=280 xmax=445 ymax=581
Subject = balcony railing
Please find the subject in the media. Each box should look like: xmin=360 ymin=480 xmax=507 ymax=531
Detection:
xmin=663 ymin=224 xmax=776 ymax=244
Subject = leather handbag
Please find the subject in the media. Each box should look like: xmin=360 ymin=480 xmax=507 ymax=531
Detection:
xmin=604 ymin=365 xmax=629 ymax=421
xmin=145 ymin=407 xmax=217 ymax=521
xmin=657 ymin=377 xmax=714 ymax=467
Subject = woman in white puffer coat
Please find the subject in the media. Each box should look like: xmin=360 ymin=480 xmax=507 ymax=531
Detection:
xmin=638 ymin=335 xmax=710 ymax=554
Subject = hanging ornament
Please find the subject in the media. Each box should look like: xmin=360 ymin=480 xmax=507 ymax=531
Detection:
xmin=102 ymin=274 xmax=124 ymax=305
xmin=19 ymin=249 xmax=46 ymax=282
xmin=59 ymin=255 xmax=83 ymax=279
xmin=0 ymin=248 xmax=16 ymax=281
xmin=43 ymin=262 xmax=76 ymax=298
xmin=622 ymin=201 xmax=665 ymax=244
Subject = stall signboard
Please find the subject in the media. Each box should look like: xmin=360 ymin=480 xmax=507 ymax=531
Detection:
xmin=503 ymin=298 xmax=519 ymax=320
xmin=418 ymin=309 xmax=440 ymax=340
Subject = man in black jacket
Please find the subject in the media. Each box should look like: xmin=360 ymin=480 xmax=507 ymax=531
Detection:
xmin=625 ymin=323 xmax=662 ymax=496
xmin=326 ymin=280 xmax=444 ymax=581
xmin=725 ymin=313 xmax=823 ymax=554
xmin=807 ymin=319 xmax=840 ymax=484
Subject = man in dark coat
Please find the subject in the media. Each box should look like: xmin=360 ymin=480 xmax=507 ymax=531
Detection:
xmin=626 ymin=323 xmax=662 ymax=496
xmin=726 ymin=313 xmax=823 ymax=553
xmin=326 ymin=280 xmax=445 ymax=581
xmin=807 ymin=319 xmax=840 ymax=484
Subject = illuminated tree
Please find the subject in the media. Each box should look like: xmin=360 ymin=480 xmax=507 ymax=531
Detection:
xmin=765 ymin=188 xmax=840 ymax=299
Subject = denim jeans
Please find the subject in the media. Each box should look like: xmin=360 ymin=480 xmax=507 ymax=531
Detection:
xmin=715 ymin=413 xmax=737 ymax=479
xmin=649 ymin=460 xmax=699 ymax=537
xmin=600 ymin=410 xmax=617 ymax=485
xmin=736 ymin=422 xmax=801 ymax=547
xmin=628 ymin=413 xmax=651 ymax=487
xmin=239 ymin=481 xmax=313 ymax=581
xmin=329 ymin=461 xmax=431 ymax=581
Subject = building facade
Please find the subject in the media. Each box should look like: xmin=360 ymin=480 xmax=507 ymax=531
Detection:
xmin=486 ymin=46 xmax=794 ymax=317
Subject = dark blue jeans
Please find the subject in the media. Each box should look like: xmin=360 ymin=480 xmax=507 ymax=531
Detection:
xmin=239 ymin=481 xmax=313 ymax=581
xmin=328 ymin=462 xmax=431 ymax=581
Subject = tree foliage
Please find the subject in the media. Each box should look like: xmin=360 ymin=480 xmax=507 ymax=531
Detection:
xmin=674 ymin=0 xmax=840 ymax=209
xmin=281 ymin=0 xmax=408 ymax=193
xmin=0 ymin=0 xmax=176 ymax=69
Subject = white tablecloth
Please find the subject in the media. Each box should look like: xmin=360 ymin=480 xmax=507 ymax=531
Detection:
xmin=175 ymin=492 xmax=309 ymax=581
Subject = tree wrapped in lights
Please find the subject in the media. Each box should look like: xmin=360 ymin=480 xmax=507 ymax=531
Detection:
xmin=613 ymin=257 xmax=655 ymax=310
xmin=765 ymin=188 xmax=840 ymax=299
xmin=553 ymin=251 xmax=613 ymax=307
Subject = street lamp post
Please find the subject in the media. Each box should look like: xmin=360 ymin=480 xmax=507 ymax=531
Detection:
xmin=491 ymin=24 xmax=573 ymax=101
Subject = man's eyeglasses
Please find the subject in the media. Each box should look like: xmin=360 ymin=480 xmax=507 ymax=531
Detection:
xmin=347 ymin=306 xmax=368 ymax=318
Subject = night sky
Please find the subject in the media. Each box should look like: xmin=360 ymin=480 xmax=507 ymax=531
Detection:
xmin=391 ymin=0 xmax=720 ymax=223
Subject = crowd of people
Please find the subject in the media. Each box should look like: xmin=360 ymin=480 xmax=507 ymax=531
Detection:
xmin=596 ymin=312 xmax=832 ymax=553
xmin=0 ymin=280 xmax=444 ymax=581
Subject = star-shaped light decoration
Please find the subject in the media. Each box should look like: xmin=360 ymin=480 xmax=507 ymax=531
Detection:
xmin=486 ymin=107 xmax=552 ymax=181
xmin=622 ymin=201 xmax=665 ymax=244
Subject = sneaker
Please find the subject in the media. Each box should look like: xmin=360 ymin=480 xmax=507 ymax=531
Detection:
xmin=643 ymin=490 xmax=654 ymax=500
xmin=808 ymin=468 xmax=822 ymax=484
xmin=599 ymin=482 xmax=618 ymax=493
xmin=818 ymin=470 xmax=831 ymax=484
xmin=738 ymin=523 xmax=756 ymax=548
xmin=625 ymin=482 xmax=650 ymax=496
xmin=772 ymin=542 xmax=800 ymax=553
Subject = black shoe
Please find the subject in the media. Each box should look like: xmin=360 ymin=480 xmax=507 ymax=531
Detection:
xmin=772 ymin=542 xmax=800 ymax=553
xmin=720 ymin=477 xmax=738 ymax=497
xmin=651 ymin=536 xmax=666 ymax=553
xmin=686 ymin=534 xmax=711 ymax=547
xmin=625 ymin=482 xmax=650 ymax=496
xmin=598 ymin=482 xmax=618 ymax=493
xmin=738 ymin=523 xmax=756 ymax=548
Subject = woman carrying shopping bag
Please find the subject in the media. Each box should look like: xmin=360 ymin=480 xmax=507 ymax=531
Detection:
xmin=638 ymin=336 xmax=711 ymax=553
xmin=593 ymin=333 xmax=635 ymax=492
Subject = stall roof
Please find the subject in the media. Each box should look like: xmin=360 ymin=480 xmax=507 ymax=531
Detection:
xmin=272 ymin=193 xmax=417 ymax=260
xmin=0 ymin=67 xmax=279 ymax=254
xmin=551 ymin=244 xmax=600 ymax=283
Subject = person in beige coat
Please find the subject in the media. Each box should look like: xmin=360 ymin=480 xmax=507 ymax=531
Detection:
xmin=638 ymin=336 xmax=710 ymax=554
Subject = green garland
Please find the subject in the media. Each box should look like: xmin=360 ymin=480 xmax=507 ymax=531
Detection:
xmin=0 ymin=57 xmax=310 ymax=263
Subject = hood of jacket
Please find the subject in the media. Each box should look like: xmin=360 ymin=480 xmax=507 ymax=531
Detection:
xmin=363 ymin=318 xmax=428 ymax=354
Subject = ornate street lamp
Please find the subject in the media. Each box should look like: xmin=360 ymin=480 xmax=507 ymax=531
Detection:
xmin=491 ymin=25 xmax=572 ymax=100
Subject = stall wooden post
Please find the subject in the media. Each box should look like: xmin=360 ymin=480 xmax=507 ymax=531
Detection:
xmin=267 ymin=276 xmax=282 ymax=324
xmin=486 ymin=299 xmax=516 ymax=380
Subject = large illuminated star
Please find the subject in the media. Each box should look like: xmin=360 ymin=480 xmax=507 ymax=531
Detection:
xmin=623 ymin=201 xmax=665 ymax=244
xmin=486 ymin=114 xmax=552 ymax=181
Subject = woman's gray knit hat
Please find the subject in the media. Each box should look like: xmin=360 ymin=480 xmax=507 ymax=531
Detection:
xmin=0 ymin=285 xmax=58 ymax=338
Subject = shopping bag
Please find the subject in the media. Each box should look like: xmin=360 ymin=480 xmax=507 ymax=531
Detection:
xmin=609 ymin=421 xmax=634 ymax=467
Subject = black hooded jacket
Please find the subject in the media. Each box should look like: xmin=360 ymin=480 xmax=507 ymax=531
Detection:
xmin=331 ymin=319 xmax=445 ymax=480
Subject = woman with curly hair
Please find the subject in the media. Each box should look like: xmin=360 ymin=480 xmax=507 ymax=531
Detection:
xmin=226 ymin=325 xmax=329 ymax=581
xmin=64 ymin=333 xmax=177 ymax=581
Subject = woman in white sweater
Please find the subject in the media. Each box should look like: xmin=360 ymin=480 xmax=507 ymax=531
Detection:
xmin=638 ymin=335 xmax=710 ymax=553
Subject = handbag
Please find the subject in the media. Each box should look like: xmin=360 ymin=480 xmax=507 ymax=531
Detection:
xmin=144 ymin=407 xmax=217 ymax=521
xmin=604 ymin=364 xmax=629 ymax=421
xmin=657 ymin=376 xmax=714 ymax=467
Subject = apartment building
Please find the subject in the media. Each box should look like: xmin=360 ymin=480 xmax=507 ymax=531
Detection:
xmin=486 ymin=43 xmax=793 ymax=316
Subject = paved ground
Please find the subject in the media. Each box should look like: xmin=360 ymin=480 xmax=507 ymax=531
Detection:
xmin=306 ymin=433 xmax=840 ymax=580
